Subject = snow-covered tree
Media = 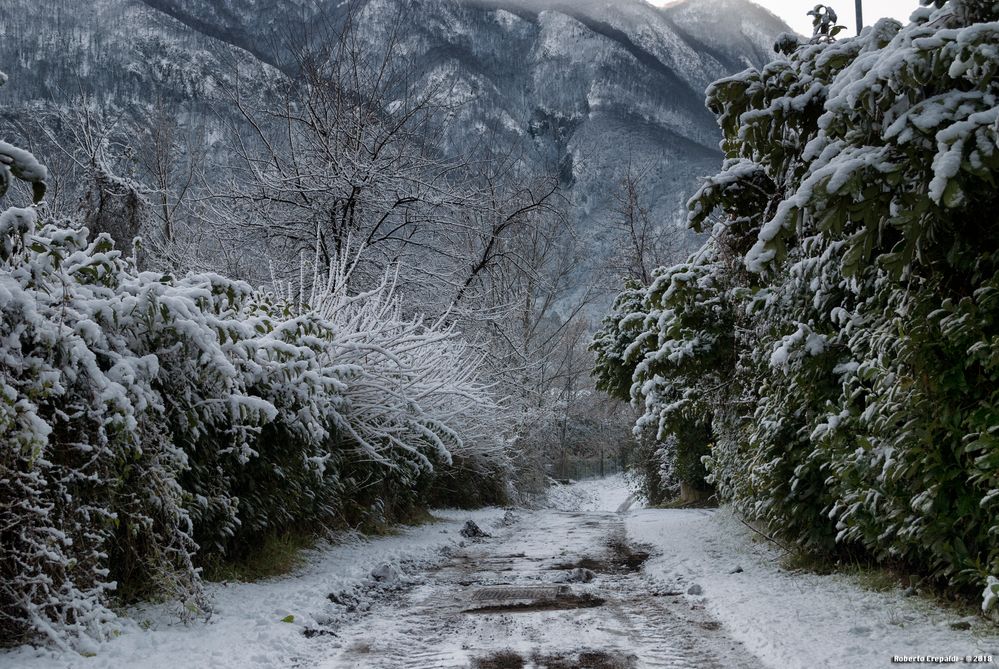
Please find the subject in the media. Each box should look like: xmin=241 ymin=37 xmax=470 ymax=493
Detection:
xmin=0 ymin=60 xmax=510 ymax=647
xmin=594 ymin=0 xmax=999 ymax=604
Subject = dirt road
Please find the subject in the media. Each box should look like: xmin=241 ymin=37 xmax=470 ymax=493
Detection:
xmin=317 ymin=507 xmax=762 ymax=668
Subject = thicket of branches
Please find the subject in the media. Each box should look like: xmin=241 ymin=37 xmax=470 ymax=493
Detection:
xmin=593 ymin=0 xmax=999 ymax=611
xmin=0 ymin=53 xmax=515 ymax=648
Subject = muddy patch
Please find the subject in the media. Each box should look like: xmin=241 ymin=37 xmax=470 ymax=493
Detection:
xmin=464 ymin=592 xmax=606 ymax=614
xmin=471 ymin=585 xmax=570 ymax=600
xmin=552 ymin=541 xmax=651 ymax=575
xmin=463 ymin=585 xmax=606 ymax=613
xmin=534 ymin=650 xmax=637 ymax=669
xmin=473 ymin=650 xmax=636 ymax=669
xmin=473 ymin=650 xmax=525 ymax=669
xmin=301 ymin=627 xmax=337 ymax=639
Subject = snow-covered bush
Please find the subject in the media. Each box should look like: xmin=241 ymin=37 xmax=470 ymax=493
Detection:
xmin=0 ymin=73 xmax=500 ymax=647
xmin=1 ymin=79 xmax=127 ymax=650
xmin=1 ymin=127 xmax=202 ymax=646
xmin=263 ymin=248 xmax=505 ymax=524
xmin=985 ymin=576 xmax=999 ymax=617
xmin=591 ymin=280 xmax=647 ymax=404
xmin=307 ymin=254 xmax=501 ymax=475
xmin=592 ymin=253 xmax=737 ymax=502
xmin=594 ymin=0 xmax=999 ymax=602
xmin=0 ymin=220 xmax=498 ymax=647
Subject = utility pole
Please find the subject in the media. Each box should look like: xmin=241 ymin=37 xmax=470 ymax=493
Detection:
xmin=855 ymin=0 xmax=863 ymax=34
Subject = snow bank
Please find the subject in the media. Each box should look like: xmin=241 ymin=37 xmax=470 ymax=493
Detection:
xmin=628 ymin=508 xmax=999 ymax=668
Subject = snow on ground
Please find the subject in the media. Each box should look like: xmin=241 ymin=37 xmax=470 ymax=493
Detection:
xmin=1 ymin=508 xmax=505 ymax=669
xmin=628 ymin=507 xmax=999 ymax=668
xmin=546 ymin=473 xmax=644 ymax=513
xmin=319 ymin=490 xmax=757 ymax=669
xmin=5 ymin=475 xmax=999 ymax=669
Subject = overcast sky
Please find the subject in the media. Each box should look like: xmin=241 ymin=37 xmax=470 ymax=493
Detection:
xmin=652 ymin=1 xmax=918 ymax=36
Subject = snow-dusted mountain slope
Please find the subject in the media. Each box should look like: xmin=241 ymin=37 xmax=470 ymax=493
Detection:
xmin=1 ymin=0 xmax=790 ymax=299
xmin=0 ymin=0 xmax=275 ymax=105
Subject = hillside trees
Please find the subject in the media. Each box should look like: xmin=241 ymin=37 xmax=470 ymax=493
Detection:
xmin=593 ymin=0 xmax=999 ymax=607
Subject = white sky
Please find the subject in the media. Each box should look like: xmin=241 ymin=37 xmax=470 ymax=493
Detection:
xmin=652 ymin=1 xmax=918 ymax=36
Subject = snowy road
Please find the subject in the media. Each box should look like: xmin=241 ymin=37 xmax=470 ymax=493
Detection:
xmin=6 ymin=476 xmax=997 ymax=668
xmin=320 ymin=504 xmax=760 ymax=668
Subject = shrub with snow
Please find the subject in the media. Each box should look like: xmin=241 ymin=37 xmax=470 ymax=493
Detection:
xmin=0 ymin=71 xmax=501 ymax=648
xmin=594 ymin=0 xmax=999 ymax=604
xmin=592 ymin=264 xmax=726 ymax=502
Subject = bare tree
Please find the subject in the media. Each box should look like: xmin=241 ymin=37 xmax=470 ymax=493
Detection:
xmin=606 ymin=160 xmax=683 ymax=285
xmin=201 ymin=1 xmax=480 ymax=295
xmin=450 ymin=137 xmax=567 ymax=308
xmin=136 ymin=97 xmax=203 ymax=249
xmin=53 ymin=103 xmax=153 ymax=252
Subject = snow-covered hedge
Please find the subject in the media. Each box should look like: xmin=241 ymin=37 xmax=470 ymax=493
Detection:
xmin=592 ymin=266 xmax=729 ymax=503
xmin=0 ymin=76 xmax=499 ymax=646
xmin=594 ymin=0 xmax=999 ymax=605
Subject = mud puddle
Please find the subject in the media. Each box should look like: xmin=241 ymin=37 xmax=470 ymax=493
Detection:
xmin=473 ymin=649 xmax=636 ymax=669
xmin=463 ymin=592 xmax=606 ymax=614
xmin=551 ymin=539 xmax=651 ymax=575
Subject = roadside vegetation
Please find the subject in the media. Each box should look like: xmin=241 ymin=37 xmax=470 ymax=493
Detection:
xmin=593 ymin=0 xmax=999 ymax=615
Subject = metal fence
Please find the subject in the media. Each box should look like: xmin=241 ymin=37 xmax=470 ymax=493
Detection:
xmin=548 ymin=451 xmax=625 ymax=482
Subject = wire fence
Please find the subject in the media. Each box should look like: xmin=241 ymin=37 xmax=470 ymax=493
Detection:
xmin=549 ymin=451 xmax=626 ymax=482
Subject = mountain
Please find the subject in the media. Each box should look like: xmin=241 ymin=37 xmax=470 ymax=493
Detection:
xmin=0 ymin=0 xmax=791 ymax=304
xmin=133 ymin=0 xmax=789 ymax=214
xmin=0 ymin=0 xmax=274 ymax=105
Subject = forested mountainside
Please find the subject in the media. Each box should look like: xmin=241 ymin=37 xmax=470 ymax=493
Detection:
xmin=139 ymin=0 xmax=789 ymax=293
xmin=1 ymin=0 xmax=790 ymax=303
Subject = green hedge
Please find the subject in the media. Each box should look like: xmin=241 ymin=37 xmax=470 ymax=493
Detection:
xmin=593 ymin=1 xmax=999 ymax=609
